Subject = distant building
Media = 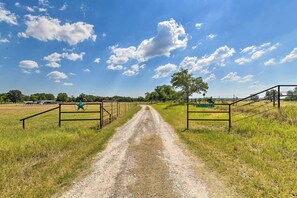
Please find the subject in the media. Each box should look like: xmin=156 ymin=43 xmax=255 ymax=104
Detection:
xmin=37 ymin=100 xmax=57 ymax=104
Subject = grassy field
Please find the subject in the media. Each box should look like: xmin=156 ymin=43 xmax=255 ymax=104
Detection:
xmin=152 ymin=101 xmax=297 ymax=197
xmin=0 ymin=103 xmax=140 ymax=197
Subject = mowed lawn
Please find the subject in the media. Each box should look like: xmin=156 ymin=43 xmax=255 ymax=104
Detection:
xmin=0 ymin=103 xmax=140 ymax=197
xmin=152 ymin=102 xmax=297 ymax=197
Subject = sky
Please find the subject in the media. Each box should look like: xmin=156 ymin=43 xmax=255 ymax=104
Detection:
xmin=0 ymin=0 xmax=297 ymax=98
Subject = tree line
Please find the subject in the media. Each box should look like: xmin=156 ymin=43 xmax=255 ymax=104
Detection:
xmin=0 ymin=90 xmax=145 ymax=103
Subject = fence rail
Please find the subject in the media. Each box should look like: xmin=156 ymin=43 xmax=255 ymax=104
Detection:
xmin=186 ymin=84 xmax=297 ymax=130
xmin=20 ymin=101 xmax=137 ymax=129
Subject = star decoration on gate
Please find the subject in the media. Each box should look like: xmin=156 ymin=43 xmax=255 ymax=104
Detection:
xmin=76 ymin=101 xmax=85 ymax=111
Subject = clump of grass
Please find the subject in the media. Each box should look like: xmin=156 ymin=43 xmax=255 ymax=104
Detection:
xmin=0 ymin=104 xmax=140 ymax=197
xmin=152 ymin=102 xmax=297 ymax=197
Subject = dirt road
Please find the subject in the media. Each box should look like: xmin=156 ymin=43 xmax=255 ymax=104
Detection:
xmin=61 ymin=105 xmax=233 ymax=198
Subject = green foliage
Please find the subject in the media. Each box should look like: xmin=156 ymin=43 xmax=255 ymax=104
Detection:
xmin=6 ymin=90 xmax=23 ymax=103
xmin=171 ymin=68 xmax=208 ymax=100
xmin=285 ymin=87 xmax=297 ymax=101
xmin=57 ymin=92 xmax=69 ymax=102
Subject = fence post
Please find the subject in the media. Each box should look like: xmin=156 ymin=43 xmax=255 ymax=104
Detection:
xmin=277 ymin=85 xmax=280 ymax=108
xmin=58 ymin=103 xmax=61 ymax=127
xmin=186 ymin=95 xmax=189 ymax=129
xmin=22 ymin=119 xmax=25 ymax=129
xmin=273 ymin=91 xmax=276 ymax=107
xmin=100 ymin=103 xmax=103 ymax=128
xmin=229 ymin=104 xmax=231 ymax=128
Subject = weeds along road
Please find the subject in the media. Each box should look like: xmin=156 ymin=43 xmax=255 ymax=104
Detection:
xmin=61 ymin=105 xmax=231 ymax=198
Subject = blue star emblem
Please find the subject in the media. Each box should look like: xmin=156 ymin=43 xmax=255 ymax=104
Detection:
xmin=77 ymin=101 xmax=85 ymax=111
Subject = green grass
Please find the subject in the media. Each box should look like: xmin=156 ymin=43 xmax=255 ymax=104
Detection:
xmin=0 ymin=104 xmax=140 ymax=197
xmin=152 ymin=102 xmax=297 ymax=197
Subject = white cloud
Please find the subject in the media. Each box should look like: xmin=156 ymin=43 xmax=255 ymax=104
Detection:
xmin=280 ymin=48 xmax=297 ymax=64
xmin=19 ymin=15 xmax=97 ymax=45
xmin=59 ymin=3 xmax=67 ymax=11
xmin=234 ymin=57 xmax=251 ymax=65
xmin=15 ymin=2 xmax=21 ymax=7
xmin=19 ymin=60 xmax=38 ymax=69
xmin=47 ymin=71 xmax=67 ymax=80
xmin=83 ymin=68 xmax=90 ymax=72
xmin=63 ymin=52 xmax=85 ymax=61
xmin=0 ymin=38 xmax=9 ymax=43
xmin=107 ymin=65 xmax=123 ymax=70
xmin=0 ymin=3 xmax=18 ymax=25
xmin=102 ymin=33 xmax=106 ymax=38
xmin=38 ymin=8 xmax=47 ymax=12
xmin=205 ymin=73 xmax=216 ymax=81
xmin=195 ymin=23 xmax=203 ymax=30
xmin=46 ymin=62 xmax=60 ymax=68
xmin=153 ymin=63 xmax=177 ymax=79
xmin=94 ymin=58 xmax=101 ymax=63
xmin=221 ymin=72 xmax=253 ymax=83
xmin=207 ymin=34 xmax=217 ymax=40
xmin=43 ymin=52 xmax=85 ymax=67
xmin=107 ymin=18 xmax=187 ymax=64
xmin=236 ymin=42 xmax=280 ymax=65
xmin=35 ymin=69 xmax=41 ymax=74
xmin=22 ymin=69 xmax=31 ymax=74
xmin=62 ymin=82 xmax=73 ymax=86
xmin=69 ymin=72 xmax=76 ymax=75
xmin=180 ymin=45 xmax=235 ymax=73
xmin=26 ymin=6 xmax=35 ymax=12
xmin=122 ymin=64 xmax=139 ymax=76
xmin=264 ymin=58 xmax=276 ymax=66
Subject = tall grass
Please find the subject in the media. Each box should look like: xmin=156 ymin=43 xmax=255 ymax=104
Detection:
xmin=152 ymin=102 xmax=297 ymax=197
xmin=0 ymin=104 xmax=140 ymax=197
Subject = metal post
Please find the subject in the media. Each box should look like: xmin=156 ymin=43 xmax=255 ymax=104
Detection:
xmin=273 ymin=91 xmax=276 ymax=107
xmin=186 ymin=94 xmax=189 ymax=129
xmin=111 ymin=102 xmax=113 ymax=121
xmin=277 ymin=85 xmax=280 ymax=108
xmin=100 ymin=103 xmax=103 ymax=128
xmin=58 ymin=104 xmax=61 ymax=127
xmin=228 ymin=104 xmax=232 ymax=130
xmin=22 ymin=120 xmax=25 ymax=129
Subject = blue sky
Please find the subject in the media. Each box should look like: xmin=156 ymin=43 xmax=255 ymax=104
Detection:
xmin=0 ymin=0 xmax=297 ymax=98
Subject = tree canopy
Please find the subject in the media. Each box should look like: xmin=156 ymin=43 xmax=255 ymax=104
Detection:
xmin=170 ymin=68 xmax=208 ymax=101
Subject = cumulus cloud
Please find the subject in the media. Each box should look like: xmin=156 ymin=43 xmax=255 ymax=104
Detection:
xmin=43 ymin=52 xmax=85 ymax=67
xmin=205 ymin=73 xmax=216 ymax=81
xmin=94 ymin=58 xmax=101 ymax=63
xmin=0 ymin=3 xmax=18 ymax=25
xmin=26 ymin=6 xmax=35 ymax=12
xmin=19 ymin=60 xmax=38 ymax=69
xmin=195 ymin=23 xmax=203 ymax=30
xmin=59 ymin=3 xmax=68 ymax=11
xmin=0 ymin=38 xmax=9 ymax=43
xmin=248 ymin=81 xmax=266 ymax=90
xmin=264 ymin=58 xmax=276 ymax=66
xmin=107 ymin=65 xmax=123 ymax=70
xmin=236 ymin=42 xmax=280 ymax=65
xmin=152 ymin=63 xmax=177 ymax=79
xmin=122 ymin=64 xmax=140 ymax=76
xmin=19 ymin=15 xmax=97 ymax=45
xmin=180 ymin=45 xmax=235 ymax=73
xmin=280 ymin=48 xmax=297 ymax=64
xmin=83 ymin=68 xmax=90 ymax=72
xmin=221 ymin=72 xmax=253 ymax=83
xmin=47 ymin=71 xmax=67 ymax=80
xmin=207 ymin=34 xmax=217 ymax=40
xmin=62 ymin=82 xmax=73 ymax=86
xmin=107 ymin=19 xmax=187 ymax=65
xmin=234 ymin=57 xmax=251 ymax=65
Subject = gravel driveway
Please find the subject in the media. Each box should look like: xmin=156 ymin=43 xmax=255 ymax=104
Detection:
xmin=61 ymin=105 xmax=234 ymax=198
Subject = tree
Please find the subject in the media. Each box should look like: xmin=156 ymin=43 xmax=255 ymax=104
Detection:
xmin=57 ymin=93 xmax=68 ymax=102
xmin=170 ymin=69 xmax=208 ymax=102
xmin=6 ymin=90 xmax=23 ymax=103
xmin=285 ymin=87 xmax=297 ymax=101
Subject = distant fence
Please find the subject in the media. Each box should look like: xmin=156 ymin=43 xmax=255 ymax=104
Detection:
xmin=186 ymin=85 xmax=297 ymax=130
xmin=20 ymin=101 xmax=137 ymax=129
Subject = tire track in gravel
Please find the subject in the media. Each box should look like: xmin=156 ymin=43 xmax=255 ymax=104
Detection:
xmin=61 ymin=105 xmax=234 ymax=198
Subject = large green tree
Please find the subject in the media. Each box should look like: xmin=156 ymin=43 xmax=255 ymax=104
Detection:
xmin=6 ymin=90 xmax=23 ymax=103
xmin=57 ymin=93 xmax=69 ymax=102
xmin=170 ymin=69 xmax=208 ymax=102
